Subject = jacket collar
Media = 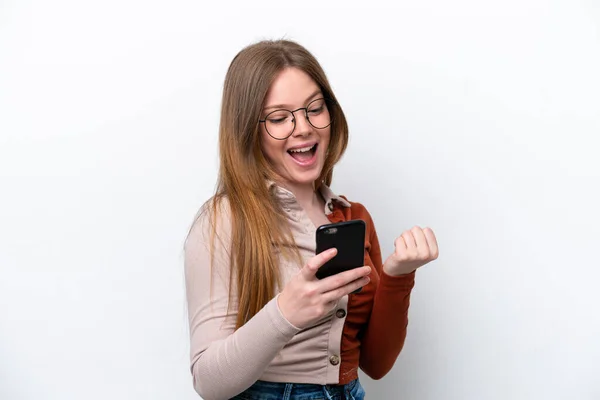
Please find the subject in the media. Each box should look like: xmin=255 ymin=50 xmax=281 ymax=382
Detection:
xmin=266 ymin=180 xmax=351 ymax=215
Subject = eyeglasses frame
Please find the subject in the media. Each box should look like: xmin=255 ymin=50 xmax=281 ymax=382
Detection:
xmin=258 ymin=97 xmax=335 ymax=140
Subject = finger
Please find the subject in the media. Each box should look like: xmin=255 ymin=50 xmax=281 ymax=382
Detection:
xmin=410 ymin=226 xmax=430 ymax=258
xmin=394 ymin=235 xmax=407 ymax=254
xmin=303 ymin=248 xmax=337 ymax=280
xmin=317 ymin=265 xmax=371 ymax=293
xmin=401 ymin=231 xmax=417 ymax=256
xmin=401 ymin=231 xmax=417 ymax=249
xmin=322 ymin=275 xmax=371 ymax=303
xmin=423 ymin=227 xmax=439 ymax=259
xmin=393 ymin=235 xmax=409 ymax=261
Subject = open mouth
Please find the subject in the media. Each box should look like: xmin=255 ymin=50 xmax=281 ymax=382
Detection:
xmin=287 ymin=143 xmax=318 ymax=164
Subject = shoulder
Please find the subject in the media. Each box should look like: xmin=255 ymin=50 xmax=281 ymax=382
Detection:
xmin=185 ymin=195 xmax=233 ymax=256
xmin=338 ymin=195 xmax=374 ymax=223
xmin=184 ymin=195 xmax=235 ymax=287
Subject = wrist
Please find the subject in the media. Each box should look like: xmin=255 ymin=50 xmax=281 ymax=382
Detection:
xmin=383 ymin=262 xmax=414 ymax=277
xmin=275 ymin=293 xmax=300 ymax=330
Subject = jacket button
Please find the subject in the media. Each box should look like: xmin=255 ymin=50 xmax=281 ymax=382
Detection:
xmin=329 ymin=355 xmax=340 ymax=366
xmin=336 ymin=309 xmax=346 ymax=318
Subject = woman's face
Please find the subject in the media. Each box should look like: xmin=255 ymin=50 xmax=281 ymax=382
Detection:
xmin=259 ymin=67 xmax=331 ymax=189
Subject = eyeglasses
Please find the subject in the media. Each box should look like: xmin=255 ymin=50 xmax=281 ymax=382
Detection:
xmin=259 ymin=98 xmax=334 ymax=140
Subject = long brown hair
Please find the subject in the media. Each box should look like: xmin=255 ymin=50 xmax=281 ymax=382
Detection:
xmin=203 ymin=39 xmax=349 ymax=329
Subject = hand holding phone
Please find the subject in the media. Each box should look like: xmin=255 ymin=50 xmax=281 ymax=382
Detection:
xmin=277 ymin=247 xmax=371 ymax=329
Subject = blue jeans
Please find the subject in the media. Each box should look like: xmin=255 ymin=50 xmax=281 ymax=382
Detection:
xmin=230 ymin=378 xmax=366 ymax=400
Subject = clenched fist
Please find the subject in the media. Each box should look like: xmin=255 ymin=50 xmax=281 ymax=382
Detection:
xmin=278 ymin=248 xmax=371 ymax=329
xmin=383 ymin=226 xmax=439 ymax=277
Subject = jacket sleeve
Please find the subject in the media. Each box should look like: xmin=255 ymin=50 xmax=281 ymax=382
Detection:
xmin=357 ymin=207 xmax=416 ymax=379
xmin=184 ymin=204 xmax=300 ymax=400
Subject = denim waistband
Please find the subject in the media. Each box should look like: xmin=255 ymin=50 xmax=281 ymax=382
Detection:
xmin=231 ymin=378 xmax=365 ymax=400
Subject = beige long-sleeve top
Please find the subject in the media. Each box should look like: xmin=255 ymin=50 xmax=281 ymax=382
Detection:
xmin=184 ymin=184 xmax=415 ymax=400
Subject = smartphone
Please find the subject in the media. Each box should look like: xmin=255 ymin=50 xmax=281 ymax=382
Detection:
xmin=315 ymin=219 xmax=366 ymax=280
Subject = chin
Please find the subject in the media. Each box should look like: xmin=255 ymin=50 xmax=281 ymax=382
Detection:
xmin=285 ymin=167 xmax=323 ymax=187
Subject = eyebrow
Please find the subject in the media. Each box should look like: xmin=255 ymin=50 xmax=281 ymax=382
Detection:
xmin=262 ymin=89 xmax=323 ymax=112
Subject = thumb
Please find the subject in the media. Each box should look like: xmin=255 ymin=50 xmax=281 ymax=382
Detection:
xmin=302 ymin=248 xmax=337 ymax=280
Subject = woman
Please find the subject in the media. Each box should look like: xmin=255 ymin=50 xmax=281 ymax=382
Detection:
xmin=184 ymin=39 xmax=438 ymax=400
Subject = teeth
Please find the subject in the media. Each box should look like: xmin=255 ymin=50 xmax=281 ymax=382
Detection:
xmin=289 ymin=145 xmax=314 ymax=153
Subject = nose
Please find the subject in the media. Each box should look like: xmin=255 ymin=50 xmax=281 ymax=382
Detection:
xmin=291 ymin=109 xmax=312 ymax=137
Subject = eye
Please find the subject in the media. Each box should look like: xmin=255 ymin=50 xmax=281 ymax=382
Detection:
xmin=308 ymin=105 xmax=324 ymax=115
xmin=267 ymin=111 xmax=291 ymax=125
xmin=307 ymin=99 xmax=326 ymax=115
xmin=269 ymin=117 xmax=286 ymax=125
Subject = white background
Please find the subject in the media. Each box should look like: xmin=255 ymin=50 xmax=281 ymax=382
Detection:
xmin=1 ymin=1 xmax=599 ymax=399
